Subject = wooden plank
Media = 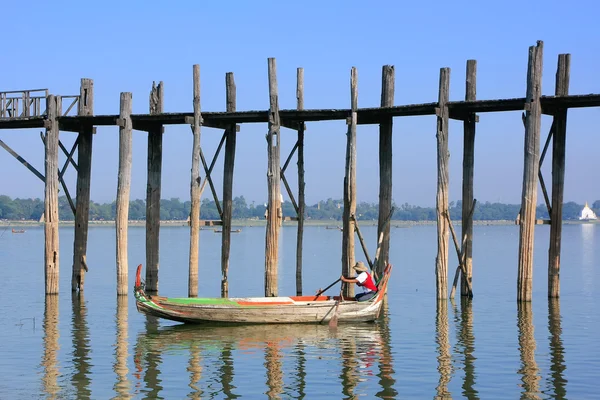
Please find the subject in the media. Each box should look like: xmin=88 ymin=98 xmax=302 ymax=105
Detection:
xmin=296 ymin=67 xmax=305 ymax=296
xmin=189 ymin=65 xmax=202 ymax=297
xmin=44 ymin=95 xmax=60 ymax=295
xmin=72 ymin=79 xmax=94 ymax=292
xmin=116 ymin=92 xmax=132 ymax=296
xmin=436 ymin=68 xmax=450 ymax=300
xmin=265 ymin=58 xmax=282 ymax=297
xmin=221 ymin=72 xmax=236 ymax=298
xmin=518 ymin=41 xmax=543 ymax=302
xmin=146 ymin=81 xmax=164 ymax=292
xmin=549 ymin=54 xmax=570 ymax=298
xmin=342 ymin=66 xmax=358 ymax=298
xmin=461 ymin=60 xmax=476 ymax=297
xmin=377 ymin=65 xmax=394 ymax=277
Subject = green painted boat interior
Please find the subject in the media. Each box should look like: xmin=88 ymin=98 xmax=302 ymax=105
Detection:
xmin=166 ymin=297 xmax=241 ymax=306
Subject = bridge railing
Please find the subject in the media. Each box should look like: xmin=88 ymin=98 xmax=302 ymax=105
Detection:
xmin=0 ymin=90 xmax=80 ymax=119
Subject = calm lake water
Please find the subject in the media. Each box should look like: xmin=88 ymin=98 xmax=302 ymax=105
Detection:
xmin=0 ymin=223 xmax=598 ymax=399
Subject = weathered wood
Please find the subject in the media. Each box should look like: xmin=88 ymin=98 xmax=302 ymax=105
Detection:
xmin=265 ymin=58 xmax=282 ymax=297
xmin=189 ymin=65 xmax=202 ymax=297
xmin=44 ymin=95 xmax=60 ymax=295
xmin=221 ymin=72 xmax=236 ymax=298
xmin=342 ymin=67 xmax=358 ymax=298
xmin=146 ymin=81 xmax=164 ymax=292
xmin=38 ymin=130 xmax=77 ymax=215
xmin=352 ymin=214 xmax=373 ymax=270
xmin=538 ymin=122 xmax=554 ymax=216
xmin=518 ymin=41 xmax=543 ymax=302
xmin=0 ymin=138 xmax=45 ymax=182
xmin=451 ymin=199 xmax=477 ymax=298
xmin=444 ymin=211 xmax=473 ymax=297
xmin=72 ymin=78 xmax=94 ymax=292
xmin=296 ymin=67 xmax=305 ymax=296
xmin=549 ymin=54 xmax=570 ymax=298
xmin=116 ymin=92 xmax=132 ymax=296
xmin=461 ymin=60 xmax=476 ymax=297
xmin=377 ymin=65 xmax=394 ymax=277
xmin=436 ymin=68 xmax=450 ymax=300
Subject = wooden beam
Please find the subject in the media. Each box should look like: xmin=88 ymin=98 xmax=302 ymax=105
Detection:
xmin=0 ymin=138 xmax=45 ymax=182
xmin=265 ymin=58 xmax=281 ymax=297
xmin=461 ymin=60 xmax=476 ymax=297
xmin=377 ymin=65 xmax=394 ymax=277
xmin=72 ymin=79 xmax=94 ymax=292
xmin=198 ymin=130 xmax=226 ymax=198
xmin=296 ymin=67 xmax=305 ymax=296
xmin=518 ymin=41 xmax=543 ymax=302
xmin=189 ymin=65 xmax=202 ymax=298
xmin=342 ymin=66 xmax=358 ymax=298
xmin=116 ymin=92 xmax=132 ymax=296
xmin=39 ymin=130 xmax=77 ymax=215
xmin=549 ymin=53 xmax=570 ymax=298
xmin=436 ymin=67 xmax=450 ymax=300
xmin=146 ymin=81 xmax=163 ymax=292
xmin=44 ymin=95 xmax=60 ymax=295
xmin=538 ymin=121 xmax=555 ymax=216
xmin=221 ymin=72 xmax=236 ymax=298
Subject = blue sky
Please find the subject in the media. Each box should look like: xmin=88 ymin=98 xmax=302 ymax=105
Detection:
xmin=1 ymin=0 xmax=598 ymax=206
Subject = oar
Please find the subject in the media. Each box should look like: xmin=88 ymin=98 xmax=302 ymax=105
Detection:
xmin=329 ymin=284 xmax=344 ymax=328
xmin=314 ymin=277 xmax=341 ymax=298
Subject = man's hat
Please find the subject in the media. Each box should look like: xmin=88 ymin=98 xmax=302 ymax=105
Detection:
xmin=353 ymin=261 xmax=368 ymax=272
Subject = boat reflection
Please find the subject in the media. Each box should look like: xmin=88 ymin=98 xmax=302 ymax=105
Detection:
xmin=134 ymin=319 xmax=392 ymax=397
xmin=517 ymin=302 xmax=541 ymax=399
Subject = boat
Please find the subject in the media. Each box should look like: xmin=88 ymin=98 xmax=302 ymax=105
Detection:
xmin=11 ymin=228 xmax=25 ymax=234
xmin=579 ymin=202 xmax=598 ymax=222
xmin=214 ymin=228 xmax=242 ymax=233
xmin=134 ymin=263 xmax=392 ymax=325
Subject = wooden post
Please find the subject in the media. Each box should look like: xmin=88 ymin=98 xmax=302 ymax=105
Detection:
xmin=116 ymin=92 xmax=132 ymax=296
xmin=436 ymin=68 xmax=450 ymax=300
xmin=377 ymin=65 xmax=394 ymax=277
xmin=518 ymin=41 xmax=543 ymax=302
xmin=146 ymin=81 xmax=163 ymax=292
xmin=342 ymin=67 xmax=358 ymax=298
xmin=461 ymin=60 xmax=477 ymax=296
xmin=221 ymin=72 xmax=236 ymax=298
xmin=72 ymin=78 xmax=94 ymax=292
xmin=44 ymin=95 xmax=60 ymax=295
xmin=548 ymin=54 xmax=570 ymax=298
xmin=265 ymin=58 xmax=281 ymax=297
xmin=296 ymin=68 xmax=305 ymax=296
xmin=189 ymin=66 xmax=202 ymax=297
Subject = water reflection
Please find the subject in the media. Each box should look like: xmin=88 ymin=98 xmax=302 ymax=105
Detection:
xmin=187 ymin=342 xmax=203 ymax=399
xmin=376 ymin=297 xmax=397 ymax=399
xmin=134 ymin=316 xmax=163 ymax=398
xmin=581 ymin=224 xmax=595 ymax=295
xmin=41 ymin=295 xmax=60 ymax=399
xmin=71 ymin=292 xmax=91 ymax=398
xmin=435 ymin=299 xmax=452 ymax=399
xmin=113 ymin=296 xmax=131 ymax=399
xmin=517 ymin=302 xmax=541 ymax=399
xmin=451 ymin=297 xmax=478 ymax=399
xmin=547 ymin=299 xmax=567 ymax=399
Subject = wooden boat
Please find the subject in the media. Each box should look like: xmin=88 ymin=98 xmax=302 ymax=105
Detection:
xmin=11 ymin=228 xmax=25 ymax=234
xmin=134 ymin=263 xmax=392 ymax=325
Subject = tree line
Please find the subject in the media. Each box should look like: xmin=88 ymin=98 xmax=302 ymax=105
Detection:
xmin=1 ymin=195 xmax=598 ymax=222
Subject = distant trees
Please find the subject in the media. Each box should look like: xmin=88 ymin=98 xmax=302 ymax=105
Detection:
xmin=0 ymin=194 xmax=598 ymax=222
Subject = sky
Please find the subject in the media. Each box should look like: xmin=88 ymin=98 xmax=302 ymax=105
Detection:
xmin=0 ymin=0 xmax=598 ymax=207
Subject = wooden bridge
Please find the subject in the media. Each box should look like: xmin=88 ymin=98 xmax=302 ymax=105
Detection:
xmin=1 ymin=40 xmax=598 ymax=301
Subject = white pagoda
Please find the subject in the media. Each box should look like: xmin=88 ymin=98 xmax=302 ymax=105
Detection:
xmin=579 ymin=202 xmax=598 ymax=221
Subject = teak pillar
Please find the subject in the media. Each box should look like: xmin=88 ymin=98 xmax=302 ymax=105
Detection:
xmin=72 ymin=78 xmax=94 ymax=292
xmin=436 ymin=68 xmax=450 ymax=300
xmin=377 ymin=65 xmax=394 ymax=276
xmin=342 ymin=67 xmax=358 ymax=298
xmin=116 ymin=92 xmax=132 ymax=295
xmin=548 ymin=54 xmax=570 ymax=298
xmin=296 ymin=68 xmax=306 ymax=296
xmin=44 ymin=95 xmax=60 ymax=295
xmin=518 ymin=41 xmax=543 ymax=302
xmin=461 ymin=60 xmax=477 ymax=296
xmin=265 ymin=58 xmax=281 ymax=297
xmin=189 ymin=65 xmax=202 ymax=297
xmin=221 ymin=72 xmax=237 ymax=297
xmin=146 ymin=82 xmax=164 ymax=292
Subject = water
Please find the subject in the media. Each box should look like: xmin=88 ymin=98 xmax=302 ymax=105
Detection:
xmin=0 ymin=223 xmax=598 ymax=399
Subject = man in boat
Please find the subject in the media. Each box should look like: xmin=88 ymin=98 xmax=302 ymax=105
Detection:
xmin=340 ymin=261 xmax=378 ymax=302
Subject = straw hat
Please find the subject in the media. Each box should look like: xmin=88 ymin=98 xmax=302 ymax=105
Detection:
xmin=353 ymin=261 xmax=368 ymax=273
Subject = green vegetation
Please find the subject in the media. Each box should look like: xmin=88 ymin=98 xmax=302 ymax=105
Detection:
xmin=1 ymin=195 xmax=598 ymax=222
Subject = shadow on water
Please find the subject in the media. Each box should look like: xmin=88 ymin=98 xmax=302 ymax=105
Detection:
xmin=113 ymin=296 xmax=131 ymax=399
xmin=451 ymin=297 xmax=479 ymax=400
xmin=435 ymin=299 xmax=452 ymax=399
xmin=546 ymin=299 xmax=567 ymax=399
xmin=133 ymin=319 xmax=395 ymax=398
xmin=517 ymin=302 xmax=541 ymax=399
xmin=71 ymin=292 xmax=91 ymax=399
xmin=41 ymin=295 xmax=60 ymax=400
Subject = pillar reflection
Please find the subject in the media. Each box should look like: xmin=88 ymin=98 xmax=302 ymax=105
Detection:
xmin=41 ymin=295 xmax=60 ymax=399
xmin=435 ymin=299 xmax=452 ymax=399
xmin=71 ymin=292 xmax=91 ymax=399
xmin=547 ymin=299 xmax=567 ymax=399
xmin=517 ymin=302 xmax=541 ymax=399
xmin=113 ymin=296 xmax=131 ymax=399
